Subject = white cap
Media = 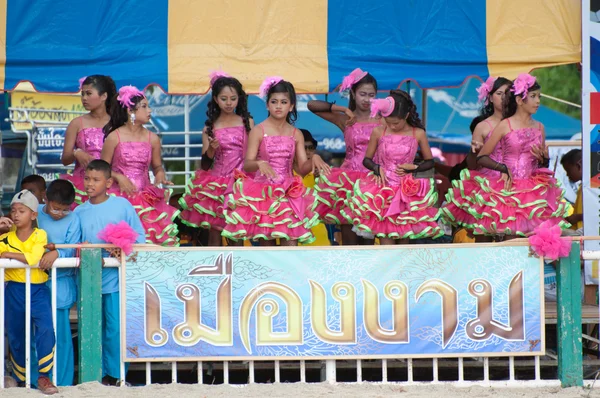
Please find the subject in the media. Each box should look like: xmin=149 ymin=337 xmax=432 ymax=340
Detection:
xmin=11 ymin=189 xmax=39 ymax=212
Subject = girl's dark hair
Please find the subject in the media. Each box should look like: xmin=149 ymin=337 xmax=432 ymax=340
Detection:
xmin=102 ymin=90 xmax=145 ymax=137
xmin=502 ymin=80 xmax=542 ymax=119
xmin=348 ymin=73 xmax=378 ymax=111
xmin=81 ymin=75 xmax=117 ymax=114
xmin=388 ymin=89 xmax=426 ymax=130
xmin=266 ymin=80 xmax=298 ymax=124
xmin=205 ymin=77 xmax=252 ymax=138
xmin=469 ymin=77 xmax=511 ymax=133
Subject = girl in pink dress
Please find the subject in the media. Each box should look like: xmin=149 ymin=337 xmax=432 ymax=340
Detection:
xmin=223 ymin=77 xmax=331 ymax=246
xmin=101 ymin=86 xmax=180 ymax=246
xmin=308 ymin=68 xmax=380 ymax=245
xmin=347 ymin=90 xmax=441 ymax=244
xmin=442 ymin=76 xmax=510 ymax=239
xmin=178 ymin=72 xmax=253 ymax=246
xmin=444 ymin=73 xmax=568 ymax=238
xmin=61 ymin=75 xmax=116 ymax=206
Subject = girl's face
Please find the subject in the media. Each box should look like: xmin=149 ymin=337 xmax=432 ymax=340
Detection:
xmin=517 ymin=89 xmax=541 ymax=115
xmin=133 ymin=98 xmax=152 ymax=124
xmin=384 ymin=115 xmax=408 ymax=132
xmin=490 ymin=84 xmax=509 ymax=112
xmin=215 ymin=86 xmax=239 ymax=115
xmin=81 ymin=84 xmax=107 ymax=112
xmin=352 ymin=83 xmax=377 ymax=112
xmin=267 ymin=93 xmax=293 ymax=120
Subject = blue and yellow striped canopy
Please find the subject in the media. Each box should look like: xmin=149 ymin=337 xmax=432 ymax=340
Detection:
xmin=0 ymin=0 xmax=580 ymax=93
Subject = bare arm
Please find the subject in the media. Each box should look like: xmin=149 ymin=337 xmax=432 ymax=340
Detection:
xmin=61 ymin=117 xmax=81 ymax=165
xmin=150 ymin=132 xmax=170 ymax=185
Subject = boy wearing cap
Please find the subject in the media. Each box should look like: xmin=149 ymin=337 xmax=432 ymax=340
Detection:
xmin=1 ymin=190 xmax=58 ymax=395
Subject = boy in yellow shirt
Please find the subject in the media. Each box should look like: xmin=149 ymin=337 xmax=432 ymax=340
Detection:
xmin=1 ymin=190 xmax=58 ymax=394
xmin=561 ymin=149 xmax=583 ymax=231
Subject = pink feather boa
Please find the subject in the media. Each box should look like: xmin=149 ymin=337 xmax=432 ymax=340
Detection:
xmin=97 ymin=221 xmax=140 ymax=255
xmin=528 ymin=220 xmax=572 ymax=261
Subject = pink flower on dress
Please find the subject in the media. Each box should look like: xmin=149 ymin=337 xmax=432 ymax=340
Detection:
xmin=286 ymin=177 xmax=305 ymax=199
xmin=141 ymin=185 xmax=163 ymax=206
xmin=401 ymin=176 xmax=420 ymax=197
xmin=528 ymin=220 xmax=571 ymax=261
xmin=233 ymin=169 xmax=248 ymax=180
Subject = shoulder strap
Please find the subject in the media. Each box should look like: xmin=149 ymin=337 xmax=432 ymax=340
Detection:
xmin=538 ymin=122 xmax=542 ymax=130
xmin=411 ymin=127 xmax=416 ymax=137
xmin=115 ymin=129 xmax=122 ymax=142
xmin=484 ymin=119 xmax=494 ymax=129
xmin=506 ymin=118 xmax=513 ymax=131
xmin=79 ymin=116 xmax=84 ymax=130
xmin=147 ymin=129 xmax=152 ymax=143
xmin=260 ymin=124 xmax=266 ymax=135
xmin=382 ymin=127 xmax=387 ymax=137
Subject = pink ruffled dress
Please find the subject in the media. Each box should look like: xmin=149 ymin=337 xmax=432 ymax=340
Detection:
xmin=60 ymin=119 xmax=104 ymax=206
xmin=178 ymin=126 xmax=246 ymax=231
xmin=314 ymin=122 xmax=379 ymax=224
xmin=109 ymin=130 xmax=180 ymax=246
xmin=345 ymin=128 xmax=442 ymax=239
xmin=223 ymin=126 xmax=318 ymax=243
xmin=442 ymin=119 xmax=503 ymax=227
xmin=442 ymin=120 xmax=568 ymax=236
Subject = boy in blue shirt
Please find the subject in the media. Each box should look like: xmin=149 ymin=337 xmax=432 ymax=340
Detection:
xmin=29 ymin=179 xmax=81 ymax=386
xmin=74 ymin=160 xmax=145 ymax=386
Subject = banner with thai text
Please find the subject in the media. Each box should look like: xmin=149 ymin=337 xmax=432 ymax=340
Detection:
xmin=123 ymin=245 xmax=544 ymax=361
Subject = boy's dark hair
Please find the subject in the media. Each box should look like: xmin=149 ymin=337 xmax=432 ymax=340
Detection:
xmin=21 ymin=174 xmax=46 ymax=191
xmin=46 ymin=179 xmax=76 ymax=206
xmin=86 ymin=159 xmax=112 ymax=179
xmin=300 ymin=129 xmax=317 ymax=148
xmin=561 ymin=149 xmax=582 ymax=167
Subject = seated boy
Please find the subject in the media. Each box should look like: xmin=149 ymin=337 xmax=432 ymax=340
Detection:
xmin=29 ymin=179 xmax=81 ymax=386
xmin=21 ymin=174 xmax=47 ymax=205
xmin=1 ymin=190 xmax=58 ymax=394
xmin=74 ymin=160 xmax=145 ymax=386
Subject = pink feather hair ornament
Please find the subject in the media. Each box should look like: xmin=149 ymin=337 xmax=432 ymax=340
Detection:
xmin=370 ymin=97 xmax=395 ymax=118
xmin=209 ymin=70 xmax=231 ymax=87
xmin=339 ymin=68 xmax=368 ymax=92
xmin=259 ymin=76 xmax=284 ymax=98
xmin=79 ymin=76 xmax=88 ymax=91
xmin=117 ymin=85 xmax=145 ymax=109
xmin=527 ymin=220 xmax=572 ymax=261
xmin=510 ymin=73 xmax=537 ymax=99
xmin=476 ymin=76 xmax=496 ymax=104
xmin=97 ymin=221 xmax=140 ymax=256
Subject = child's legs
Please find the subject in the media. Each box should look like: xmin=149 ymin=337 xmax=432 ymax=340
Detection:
xmin=5 ymin=282 xmax=27 ymax=383
xmin=102 ymin=292 xmax=128 ymax=379
xmin=56 ymin=308 xmax=74 ymax=386
xmin=30 ymin=284 xmax=56 ymax=378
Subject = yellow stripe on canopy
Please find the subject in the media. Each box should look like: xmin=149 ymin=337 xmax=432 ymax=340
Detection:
xmin=168 ymin=0 xmax=329 ymax=94
xmin=0 ymin=0 xmax=6 ymax=90
xmin=486 ymin=0 xmax=581 ymax=79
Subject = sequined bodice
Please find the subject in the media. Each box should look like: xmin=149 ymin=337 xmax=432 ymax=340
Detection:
xmin=500 ymin=127 xmax=542 ymax=179
xmin=255 ymin=134 xmax=296 ymax=184
xmin=211 ymin=126 xmax=246 ymax=176
xmin=376 ymin=132 xmax=418 ymax=186
xmin=112 ymin=141 xmax=152 ymax=191
xmin=73 ymin=127 xmax=104 ymax=178
xmin=341 ymin=122 xmax=379 ymax=172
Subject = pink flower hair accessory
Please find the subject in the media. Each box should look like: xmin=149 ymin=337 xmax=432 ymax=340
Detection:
xmin=370 ymin=97 xmax=395 ymax=118
xmin=339 ymin=68 xmax=368 ymax=92
xmin=259 ymin=76 xmax=284 ymax=98
xmin=476 ymin=76 xmax=497 ymax=104
xmin=528 ymin=220 xmax=572 ymax=261
xmin=511 ymin=73 xmax=537 ymax=99
xmin=79 ymin=76 xmax=88 ymax=90
xmin=97 ymin=221 xmax=140 ymax=256
xmin=117 ymin=85 xmax=145 ymax=109
xmin=209 ymin=70 xmax=231 ymax=87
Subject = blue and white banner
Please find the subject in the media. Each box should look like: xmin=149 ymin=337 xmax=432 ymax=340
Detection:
xmin=123 ymin=245 xmax=544 ymax=361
